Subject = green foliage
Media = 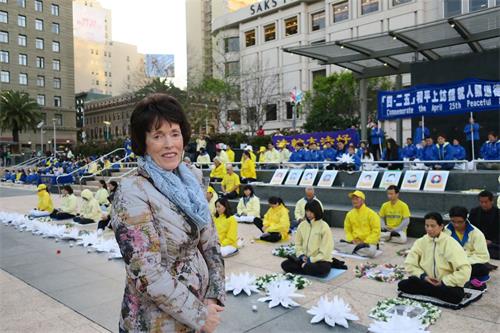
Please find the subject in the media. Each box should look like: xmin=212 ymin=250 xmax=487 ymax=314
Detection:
xmin=73 ymin=138 xmax=124 ymax=157
xmin=135 ymin=78 xmax=187 ymax=105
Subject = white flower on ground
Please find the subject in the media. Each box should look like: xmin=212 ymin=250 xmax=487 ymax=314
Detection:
xmin=258 ymin=280 xmax=304 ymax=308
xmin=369 ymin=314 xmax=429 ymax=333
xmin=307 ymin=296 xmax=359 ymax=328
xmin=225 ymin=272 xmax=260 ymax=296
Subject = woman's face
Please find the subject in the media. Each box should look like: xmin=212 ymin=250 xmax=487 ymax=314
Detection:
xmin=305 ymin=210 xmax=315 ymax=221
xmin=145 ymin=121 xmax=184 ymax=171
xmin=62 ymin=189 xmax=68 ymax=195
xmin=425 ymin=218 xmax=443 ymax=238
xmin=215 ymin=202 xmax=226 ymax=215
xmin=107 ymin=183 xmax=115 ymax=191
xmin=244 ymin=189 xmax=251 ymax=197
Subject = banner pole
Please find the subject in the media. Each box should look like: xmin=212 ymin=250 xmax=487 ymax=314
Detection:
xmin=470 ymin=112 xmax=475 ymax=161
xmin=421 ymin=116 xmax=425 ymax=141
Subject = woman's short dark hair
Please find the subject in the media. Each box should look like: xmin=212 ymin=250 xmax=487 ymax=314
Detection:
xmin=63 ymin=185 xmax=73 ymax=194
xmin=268 ymin=196 xmax=285 ymax=207
xmin=242 ymin=184 xmax=254 ymax=196
xmin=99 ymin=179 xmax=107 ymax=188
xmin=449 ymin=206 xmax=468 ymax=220
xmin=305 ymin=200 xmax=323 ymax=220
xmin=424 ymin=212 xmax=444 ymax=226
xmin=130 ymin=93 xmax=191 ymax=156
xmin=243 ymin=150 xmax=251 ymax=158
xmin=215 ymin=197 xmax=233 ymax=218
xmin=109 ymin=181 xmax=118 ymax=191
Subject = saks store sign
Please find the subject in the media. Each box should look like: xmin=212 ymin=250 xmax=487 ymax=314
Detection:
xmin=250 ymin=0 xmax=298 ymax=15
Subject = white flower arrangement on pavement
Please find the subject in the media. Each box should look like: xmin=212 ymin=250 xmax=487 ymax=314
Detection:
xmin=258 ymin=280 xmax=304 ymax=308
xmin=369 ymin=297 xmax=441 ymax=327
xmin=307 ymin=296 xmax=359 ymax=328
xmin=225 ymin=272 xmax=260 ymax=296
xmin=255 ymin=273 xmax=311 ymax=291
xmin=368 ymin=314 xmax=429 ymax=333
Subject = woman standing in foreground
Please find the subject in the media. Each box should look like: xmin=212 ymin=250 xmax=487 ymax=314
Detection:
xmin=111 ymin=93 xmax=225 ymax=332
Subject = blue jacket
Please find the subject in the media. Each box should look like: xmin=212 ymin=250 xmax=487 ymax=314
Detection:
xmin=435 ymin=142 xmax=455 ymax=170
xmin=370 ymin=128 xmax=384 ymax=145
xmin=306 ymin=150 xmax=324 ymax=162
xmin=480 ymin=140 xmax=500 ymax=160
xmin=290 ymin=149 xmax=306 ymax=162
xmin=421 ymin=145 xmax=438 ymax=161
xmin=322 ymin=148 xmax=337 ymax=161
xmin=414 ymin=126 xmax=430 ymax=144
xmin=451 ymin=144 xmax=466 ymax=160
xmin=464 ymin=123 xmax=480 ymax=141
xmin=402 ymin=144 xmax=417 ymax=159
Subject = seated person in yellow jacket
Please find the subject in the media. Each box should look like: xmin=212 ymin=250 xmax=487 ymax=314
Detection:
xmin=205 ymin=185 xmax=218 ymax=217
xmin=225 ymin=144 xmax=235 ymax=163
xmin=95 ymin=179 xmax=110 ymax=209
xmin=220 ymin=164 xmax=240 ymax=199
xmin=281 ymin=200 xmax=333 ymax=277
xmin=209 ymin=157 xmax=226 ymax=182
xmin=50 ymin=185 xmax=78 ymax=220
xmin=292 ymin=186 xmax=324 ymax=229
xmin=379 ymin=185 xmax=411 ymax=244
xmin=398 ymin=212 xmax=471 ymax=304
xmin=29 ymin=184 xmax=54 ymax=218
xmin=240 ymin=151 xmax=257 ymax=183
xmin=445 ymin=206 xmax=491 ymax=289
xmin=74 ymin=189 xmax=103 ymax=225
xmin=236 ymin=185 xmax=260 ymax=223
xmin=253 ymin=196 xmax=290 ymax=243
xmin=214 ymin=197 xmax=239 ymax=258
xmin=335 ymin=190 xmax=380 ymax=258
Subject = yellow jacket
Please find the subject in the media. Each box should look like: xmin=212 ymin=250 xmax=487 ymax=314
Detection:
xmin=226 ymin=149 xmax=235 ymax=163
xmin=343 ymin=204 xmax=380 ymax=245
xmin=241 ymin=151 xmax=257 ymax=162
xmin=294 ymin=197 xmax=324 ymax=221
xmin=258 ymin=153 xmax=266 ymax=163
xmin=210 ymin=163 xmax=226 ymax=179
xmin=221 ymin=173 xmax=240 ymax=193
xmin=263 ymin=204 xmax=290 ymax=240
xmin=295 ymin=219 xmax=333 ymax=263
xmin=240 ymin=158 xmax=257 ymax=179
xmin=444 ymin=223 xmax=490 ymax=265
xmin=206 ymin=186 xmax=218 ymax=217
xmin=87 ymin=162 xmax=98 ymax=174
xmin=80 ymin=189 xmax=102 ymax=222
xmin=214 ymin=214 xmax=238 ymax=248
xmin=405 ymin=232 xmax=471 ymax=287
xmin=95 ymin=188 xmax=110 ymax=206
xmin=60 ymin=194 xmax=78 ymax=215
xmin=264 ymin=149 xmax=281 ymax=164
xmin=237 ymin=196 xmax=261 ymax=217
xmin=280 ymin=148 xmax=291 ymax=163
xmin=37 ymin=190 xmax=54 ymax=212
xmin=218 ymin=151 xmax=230 ymax=164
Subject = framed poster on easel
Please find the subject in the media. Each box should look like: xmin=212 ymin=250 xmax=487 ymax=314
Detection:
xmin=401 ymin=170 xmax=426 ymax=191
xmin=270 ymin=169 xmax=289 ymax=185
xmin=356 ymin=171 xmax=378 ymax=189
xmin=423 ymin=170 xmax=449 ymax=192
xmin=285 ymin=169 xmax=304 ymax=185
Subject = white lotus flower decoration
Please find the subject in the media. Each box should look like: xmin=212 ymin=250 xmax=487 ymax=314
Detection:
xmin=225 ymin=272 xmax=260 ymax=296
xmin=337 ymin=154 xmax=355 ymax=164
xmin=60 ymin=228 xmax=81 ymax=241
xmin=258 ymin=280 xmax=304 ymax=308
xmin=77 ymin=232 xmax=100 ymax=247
xmin=93 ymin=238 xmax=119 ymax=253
xmin=369 ymin=314 xmax=429 ymax=333
xmin=308 ymin=296 xmax=359 ymax=328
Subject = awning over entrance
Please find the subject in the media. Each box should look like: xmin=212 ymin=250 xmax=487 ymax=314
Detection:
xmin=283 ymin=7 xmax=500 ymax=79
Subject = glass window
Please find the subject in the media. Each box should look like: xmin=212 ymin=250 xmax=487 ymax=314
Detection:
xmin=51 ymin=22 xmax=59 ymax=34
xmin=35 ymin=38 xmax=43 ymax=49
xmin=52 ymin=41 xmax=60 ymax=52
xmin=285 ymin=16 xmax=298 ymax=36
xmin=0 ymin=70 xmax=9 ymax=83
xmin=0 ymin=31 xmax=8 ymax=43
xmin=245 ymin=30 xmax=256 ymax=47
xmin=0 ymin=50 xmax=8 ymax=63
xmin=17 ymin=0 xmax=25 ymax=7
xmin=224 ymin=36 xmax=240 ymax=52
xmin=0 ymin=11 xmax=7 ymax=24
xmin=54 ymin=97 xmax=61 ymax=108
xmin=264 ymin=23 xmax=276 ymax=42
xmin=35 ymin=0 xmax=43 ymax=12
xmin=18 ymin=53 xmax=27 ymax=66
xmin=312 ymin=69 xmax=326 ymax=82
xmin=36 ymin=75 xmax=45 ymax=87
xmin=19 ymin=73 xmax=28 ymax=85
xmin=469 ymin=0 xmax=488 ymax=12
xmin=361 ymin=0 xmax=379 ymax=15
xmin=54 ymin=113 xmax=62 ymax=125
xmin=36 ymin=95 xmax=45 ymax=106
xmin=444 ymin=0 xmax=461 ymax=17
xmin=35 ymin=19 xmax=44 ymax=31
xmin=52 ymin=59 xmax=60 ymax=70
xmin=36 ymin=56 xmax=44 ymax=68
xmin=0 ymin=0 xmax=6 ymax=4
xmin=51 ymin=4 xmax=59 ymax=16
xmin=18 ymin=34 xmax=26 ymax=46
xmin=392 ymin=0 xmax=413 ymax=6
xmin=224 ymin=61 xmax=239 ymax=77
xmin=311 ymin=11 xmax=325 ymax=31
xmin=228 ymin=109 xmax=241 ymax=125
xmin=17 ymin=15 xmax=26 ymax=27
xmin=266 ymin=104 xmax=277 ymax=121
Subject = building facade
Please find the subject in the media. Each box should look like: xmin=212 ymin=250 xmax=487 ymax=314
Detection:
xmin=0 ymin=0 xmax=76 ymax=152
xmin=212 ymin=0 xmax=497 ymax=134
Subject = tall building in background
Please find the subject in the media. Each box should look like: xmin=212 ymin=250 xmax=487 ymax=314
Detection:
xmin=0 ymin=0 xmax=76 ymax=152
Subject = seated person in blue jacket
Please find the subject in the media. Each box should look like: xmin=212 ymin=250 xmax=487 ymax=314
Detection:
xmin=420 ymin=137 xmax=438 ymax=167
xmin=336 ymin=145 xmax=361 ymax=171
xmin=322 ymin=142 xmax=337 ymax=170
xmin=451 ymin=138 xmax=466 ymax=160
xmin=480 ymin=131 xmax=499 ymax=163
xmin=336 ymin=141 xmax=346 ymax=156
xmin=402 ymin=138 xmax=417 ymax=160
xmin=289 ymin=142 xmax=307 ymax=168
xmin=381 ymin=138 xmax=403 ymax=170
xmin=305 ymin=142 xmax=323 ymax=166
xmin=434 ymin=134 xmax=454 ymax=170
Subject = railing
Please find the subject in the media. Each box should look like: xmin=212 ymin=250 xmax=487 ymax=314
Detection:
xmin=78 ymin=155 xmax=133 ymax=192
xmin=11 ymin=156 xmax=46 ymax=170
xmin=107 ymin=166 xmax=138 ymax=182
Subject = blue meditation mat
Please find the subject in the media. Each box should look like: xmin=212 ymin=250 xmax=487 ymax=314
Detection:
xmin=308 ymin=268 xmax=347 ymax=282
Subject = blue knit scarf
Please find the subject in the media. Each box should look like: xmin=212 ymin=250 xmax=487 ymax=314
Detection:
xmin=138 ymin=155 xmax=210 ymax=230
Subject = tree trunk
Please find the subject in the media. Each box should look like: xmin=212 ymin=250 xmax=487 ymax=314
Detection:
xmin=12 ymin=127 xmax=20 ymax=154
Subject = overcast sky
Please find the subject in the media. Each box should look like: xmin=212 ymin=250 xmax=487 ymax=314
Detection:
xmin=99 ymin=0 xmax=187 ymax=88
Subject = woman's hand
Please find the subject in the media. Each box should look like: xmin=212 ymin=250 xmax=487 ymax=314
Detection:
xmin=200 ymin=303 xmax=224 ymax=333
xmin=425 ymin=276 xmax=441 ymax=287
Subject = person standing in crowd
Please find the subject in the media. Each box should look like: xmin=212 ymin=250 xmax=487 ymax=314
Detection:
xmin=379 ymin=185 xmax=411 ymax=244
xmin=381 ymin=138 xmax=403 ymax=170
xmin=335 ymin=191 xmax=381 ymax=258
xmin=50 ymin=185 xmax=78 ymax=220
xmin=293 ymin=186 xmax=324 ymax=230
xmin=370 ymin=123 xmax=384 ymax=160
xmin=469 ymin=190 xmax=499 ymax=260
xmin=281 ymin=200 xmax=334 ymax=277
xmin=398 ymin=212 xmax=471 ymax=305
xmin=210 ymin=157 xmax=226 ymax=182
xmin=242 ymin=145 xmax=257 ymax=162
xmin=258 ymin=146 xmax=266 ymax=165
xmin=220 ymin=164 xmax=240 ymax=199
xmin=256 ymin=125 xmax=265 ymax=136
xmin=111 ymin=93 xmax=225 ymax=332
xmin=196 ymin=134 xmax=207 ymax=153
xmin=29 ymin=184 xmax=54 ymax=218
xmin=278 ymin=143 xmax=291 ymax=163
xmin=464 ymin=116 xmax=480 ymax=160
xmin=253 ymin=197 xmax=290 ymax=243
xmin=445 ymin=206 xmax=490 ymax=290
xmin=236 ymin=185 xmax=260 ymax=223
xmin=434 ymin=134 xmax=455 ymax=170
xmin=402 ymin=138 xmax=417 ymax=160
xmin=414 ymin=120 xmax=430 ymax=145
xmin=196 ymin=148 xmax=211 ymax=168
xmin=74 ymin=189 xmax=102 ymax=225
xmin=214 ymin=198 xmax=239 ymax=258
xmin=124 ymin=137 xmax=132 ymax=160
xmin=240 ymin=151 xmax=257 ymax=184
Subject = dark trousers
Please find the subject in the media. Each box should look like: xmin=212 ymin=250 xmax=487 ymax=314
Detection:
xmin=73 ymin=216 xmax=95 ymax=225
xmin=370 ymin=144 xmax=381 ymax=161
xmin=98 ymin=216 xmax=111 ymax=230
xmin=398 ymin=276 xmax=464 ymax=304
xmin=471 ymin=263 xmax=490 ymax=279
xmin=281 ymin=259 xmax=331 ymax=277
xmin=210 ymin=177 xmax=222 ymax=182
xmin=488 ymin=243 xmax=500 ymax=260
xmin=465 ymin=140 xmax=481 ymax=161
xmin=253 ymin=218 xmax=282 ymax=243
xmin=241 ymin=178 xmax=256 ymax=184
xmin=221 ymin=191 xmax=238 ymax=199
xmin=49 ymin=210 xmax=75 ymax=220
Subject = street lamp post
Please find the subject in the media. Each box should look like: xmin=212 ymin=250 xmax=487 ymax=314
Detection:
xmin=52 ymin=118 xmax=57 ymax=157
xmin=36 ymin=121 xmax=44 ymax=155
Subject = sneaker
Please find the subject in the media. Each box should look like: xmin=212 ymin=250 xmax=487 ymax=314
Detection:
xmin=223 ymin=248 xmax=239 ymax=258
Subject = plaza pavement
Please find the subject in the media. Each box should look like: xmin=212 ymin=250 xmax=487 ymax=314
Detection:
xmin=0 ymin=184 xmax=499 ymax=332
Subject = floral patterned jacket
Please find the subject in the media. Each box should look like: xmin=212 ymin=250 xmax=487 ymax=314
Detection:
xmin=111 ymin=168 xmax=225 ymax=332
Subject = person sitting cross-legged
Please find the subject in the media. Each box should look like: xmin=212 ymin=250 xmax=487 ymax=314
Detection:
xmin=398 ymin=212 xmax=471 ymax=305
xmin=220 ymin=164 xmax=240 ymax=199
xmin=445 ymin=206 xmax=491 ymax=290
xmin=281 ymin=200 xmax=333 ymax=277
xmin=214 ymin=198 xmax=239 ymax=258
xmin=235 ymin=185 xmax=260 ymax=223
xmin=50 ymin=185 xmax=78 ymax=220
xmin=335 ymin=190 xmax=380 ymax=258
xmin=209 ymin=157 xmax=226 ymax=182
xmin=292 ymin=186 xmax=324 ymax=230
xmin=253 ymin=196 xmax=290 ymax=243
xmin=240 ymin=150 xmax=257 ymax=184
xmin=74 ymin=189 xmax=102 ymax=225
xmin=379 ymin=185 xmax=411 ymax=244
xmin=29 ymin=184 xmax=54 ymax=218
xmin=469 ymin=190 xmax=500 ymax=260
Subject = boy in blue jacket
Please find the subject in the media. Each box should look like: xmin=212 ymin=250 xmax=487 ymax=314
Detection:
xmin=480 ymin=132 xmax=499 ymax=160
xmin=402 ymin=138 xmax=417 ymax=160
xmin=451 ymin=139 xmax=466 ymax=160
xmin=434 ymin=135 xmax=455 ymax=170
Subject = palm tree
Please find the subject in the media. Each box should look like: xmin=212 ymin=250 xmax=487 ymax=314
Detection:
xmin=135 ymin=78 xmax=187 ymax=104
xmin=0 ymin=90 xmax=42 ymax=152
